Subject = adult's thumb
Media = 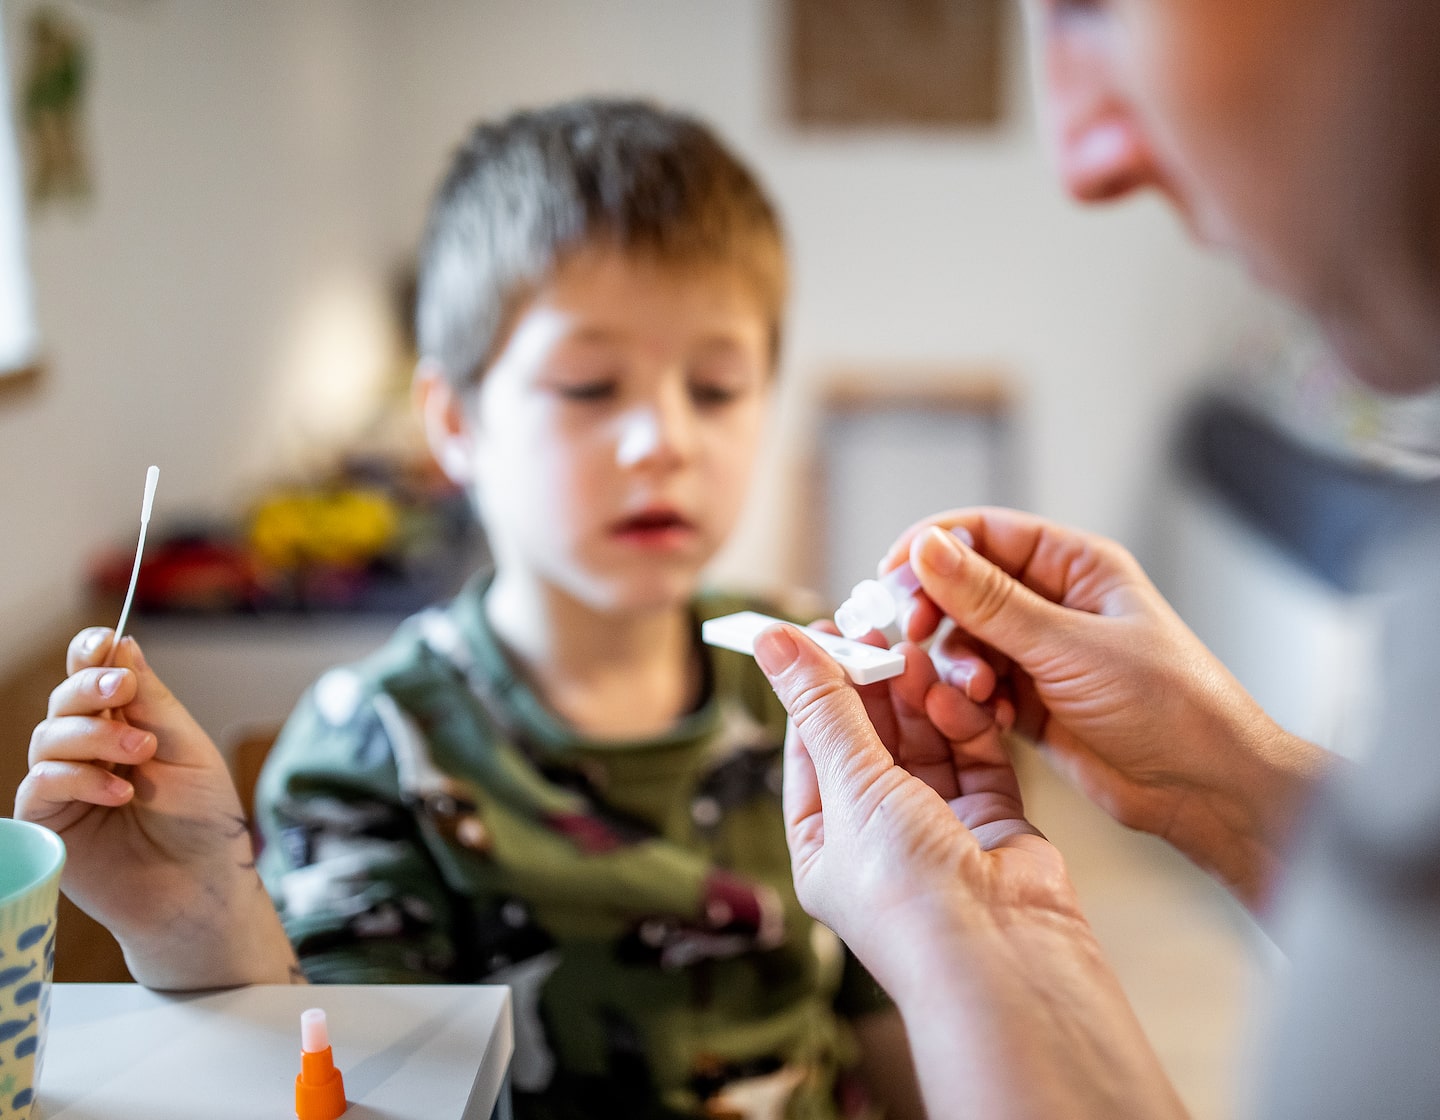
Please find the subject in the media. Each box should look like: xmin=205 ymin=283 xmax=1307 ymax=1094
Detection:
xmin=912 ymin=526 xmax=1070 ymax=669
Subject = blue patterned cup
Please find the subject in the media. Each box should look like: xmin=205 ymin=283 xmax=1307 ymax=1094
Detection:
xmin=0 ymin=818 xmax=64 ymax=1120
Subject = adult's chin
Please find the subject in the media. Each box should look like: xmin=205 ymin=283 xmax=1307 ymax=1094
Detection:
xmin=1323 ymin=320 xmax=1440 ymax=398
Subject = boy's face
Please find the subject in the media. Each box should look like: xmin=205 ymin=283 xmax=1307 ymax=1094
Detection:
xmin=1026 ymin=0 xmax=1440 ymax=392
xmin=431 ymin=248 xmax=774 ymax=615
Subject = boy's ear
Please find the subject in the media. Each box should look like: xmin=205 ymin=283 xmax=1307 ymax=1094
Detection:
xmin=413 ymin=359 xmax=475 ymax=485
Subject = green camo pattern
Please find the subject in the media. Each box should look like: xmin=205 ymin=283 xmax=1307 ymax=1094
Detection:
xmin=255 ymin=576 xmax=891 ymax=1120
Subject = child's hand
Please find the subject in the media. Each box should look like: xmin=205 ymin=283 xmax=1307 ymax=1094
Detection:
xmin=16 ymin=628 xmax=300 ymax=989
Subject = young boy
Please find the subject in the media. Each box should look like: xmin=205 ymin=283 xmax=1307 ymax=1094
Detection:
xmin=20 ymin=99 xmax=921 ymax=1120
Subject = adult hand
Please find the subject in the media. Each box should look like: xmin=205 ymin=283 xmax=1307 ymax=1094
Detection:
xmin=755 ymin=624 xmax=1187 ymax=1120
xmin=760 ymin=625 xmax=1063 ymax=983
xmin=17 ymin=628 xmax=299 ymax=989
xmin=887 ymin=507 xmax=1333 ymax=909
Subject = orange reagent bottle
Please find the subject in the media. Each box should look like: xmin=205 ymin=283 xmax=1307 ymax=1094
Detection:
xmin=295 ymin=1007 xmax=348 ymax=1120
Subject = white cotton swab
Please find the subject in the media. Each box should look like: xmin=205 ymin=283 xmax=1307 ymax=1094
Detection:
xmin=106 ymin=465 xmax=159 ymax=667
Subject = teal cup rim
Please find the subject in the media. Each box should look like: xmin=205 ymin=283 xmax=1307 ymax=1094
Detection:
xmin=0 ymin=816 xmax=67 ymax=906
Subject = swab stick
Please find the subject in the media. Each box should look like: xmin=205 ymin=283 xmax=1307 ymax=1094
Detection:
xmin=106 ymin=465 xmax=159 ymax=667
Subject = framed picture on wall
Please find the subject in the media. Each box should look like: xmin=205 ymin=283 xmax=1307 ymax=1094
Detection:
xmin=786 ymin=0 xmax=1007 ymax=128
xmin=798 ymin=371 xmax=1019 ymax=606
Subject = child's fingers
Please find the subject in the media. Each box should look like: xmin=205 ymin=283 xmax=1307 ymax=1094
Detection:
xmin=104 ymin=639 xmax=215 ymax=764
xmin=30 ymin=715 xmax=156 ymax=769
xmin=14 ymin=759 xmax=135 ymax=823
xmin=66 ymin=627 xmax=116 ymax=675
xmin=47 ymin=665 xmax=138 ymax=718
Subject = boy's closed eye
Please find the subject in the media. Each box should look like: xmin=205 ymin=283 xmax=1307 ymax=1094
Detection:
xmin=687 ymin=377 xmax=742 ymax=406
xmin=553 ymin=376 xmax=620 ymax=402
xmin=686 ymin=351 xmax=764 ymax=408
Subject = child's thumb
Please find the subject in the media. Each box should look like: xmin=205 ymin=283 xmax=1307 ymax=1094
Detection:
xmin=109 ymin=637 xmax=211 ymax=761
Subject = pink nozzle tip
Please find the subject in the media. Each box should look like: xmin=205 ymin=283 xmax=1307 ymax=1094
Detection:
xmin=301 ymin=1008 xmax=330 ymax=1053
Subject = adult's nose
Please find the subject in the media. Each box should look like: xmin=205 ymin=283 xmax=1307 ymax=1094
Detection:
xmin=1054 ymin=106 xmax=1162 ymax=203
xmin=1040 ymin=15 xmax=1164 ymax=203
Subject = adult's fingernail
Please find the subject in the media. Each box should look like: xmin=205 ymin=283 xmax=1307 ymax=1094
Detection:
xmin=81 ymin=631 xmax=106 ymax=656
xmin=754 ymin=625 xmax=799 ymax=675
xmin=995 ymin=698 xmax=1017 ymax=732
xmin=121 ymin=728 xmax=151 ymax=756
xmin=919 ymin=525 xmax=965 ymax=576
xmin=943 ymin=662 xmax=977 ymax=696
xmin=98 ymin=670 xmax=124 ymax=697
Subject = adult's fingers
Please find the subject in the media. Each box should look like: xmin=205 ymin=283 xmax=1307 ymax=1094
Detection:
xmin=928 ymin=628 xmax=1001 ymax=702
xmin=754 ymin=624 xmax=896 ymax=820
xmin=922 ymin=682 xmax=1011 ymax=766
xmin=909 ymin=526 xmax=1079 ymax=675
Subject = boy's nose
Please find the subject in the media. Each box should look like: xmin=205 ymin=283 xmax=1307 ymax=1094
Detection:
xmin=615 ymin=396 xmax=694 ymax=470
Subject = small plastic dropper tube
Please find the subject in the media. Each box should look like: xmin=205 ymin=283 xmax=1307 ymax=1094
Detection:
xmin=834 ymin=565 xmax=920 ymax=640
xmin=295 ymin=1008 xmax=347 ymax=1120
xmin=833 ymin=526 xmax=974 ymax=641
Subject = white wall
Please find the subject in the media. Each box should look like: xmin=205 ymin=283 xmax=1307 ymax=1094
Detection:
xmin=0 ymin=0 xmax=400 ymax=676
xmin=0 ymin=0 xmax=1276 ymax=677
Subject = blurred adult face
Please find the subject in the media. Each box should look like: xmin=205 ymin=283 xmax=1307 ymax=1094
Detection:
xmin=1026 ymin=0 xmax=1440 ymax=393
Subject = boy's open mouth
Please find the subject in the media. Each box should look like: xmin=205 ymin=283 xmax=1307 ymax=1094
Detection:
xmin=611 ymin=509 xmax=698 ymax=546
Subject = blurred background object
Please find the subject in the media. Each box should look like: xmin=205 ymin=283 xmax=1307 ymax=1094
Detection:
xmin=1154 ymin=324 xmax=1440 ymax=764
xmin=0 ymin=15 xmax=39 ymax=385
xmin=803 ymin=369 xmax=1017 ymax=604
xmin=787 ymin=0 xmax=1005 ymax=128
xmin=79 ymin=259 xmax=484 ymax=753
xmin=23 ymin=5 xmax=89 ymax=206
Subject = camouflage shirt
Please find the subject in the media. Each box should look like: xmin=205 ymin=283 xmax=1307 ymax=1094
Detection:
xmin=255 ymin=577 xmax=891 ymax=1120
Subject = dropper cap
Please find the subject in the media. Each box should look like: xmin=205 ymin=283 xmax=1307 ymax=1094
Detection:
xmin=835 ymin=578 xmax=898 ymax=639
xmin=834 ymin=563 xmax=923 ymax=639
xmin=295 ymin=1008 xmax=347 ymax=1120
xmin=832 ymin=526 xmax=975 ymax=640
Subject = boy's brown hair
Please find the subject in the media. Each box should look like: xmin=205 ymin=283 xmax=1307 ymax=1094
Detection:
xmin=416 ymin=98 xmax=788 ymax=389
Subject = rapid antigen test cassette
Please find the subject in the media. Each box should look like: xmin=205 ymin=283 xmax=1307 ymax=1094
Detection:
xmin=701 ymin=610 xmax=905 ymax=685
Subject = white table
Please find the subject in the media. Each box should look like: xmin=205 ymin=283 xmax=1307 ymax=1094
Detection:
xmin=37 ymin=984 xmax=512 ymax=1120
